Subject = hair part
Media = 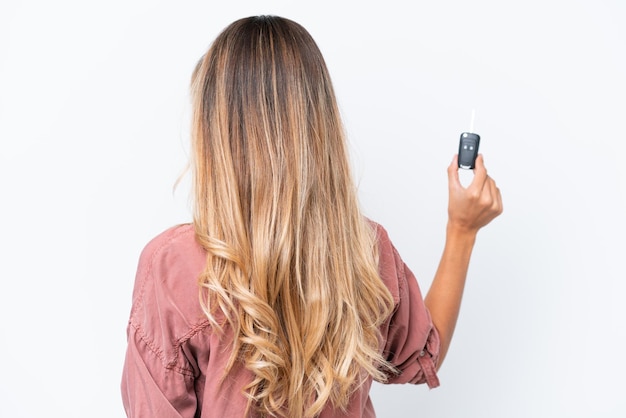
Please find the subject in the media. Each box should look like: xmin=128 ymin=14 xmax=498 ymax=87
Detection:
xmin=190 ymin=15 xmax=396 ymax=417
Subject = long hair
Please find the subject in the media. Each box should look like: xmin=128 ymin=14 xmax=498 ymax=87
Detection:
xmin=190 ymin=15 xmax=395 ymax=417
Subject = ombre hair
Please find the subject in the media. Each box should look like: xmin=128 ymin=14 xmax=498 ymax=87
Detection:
xmin=190 ymin=15 xmax=395 ymax=417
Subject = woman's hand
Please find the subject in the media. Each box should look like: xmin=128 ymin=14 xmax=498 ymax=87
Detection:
xmin=447 ymin=154 xmax=503 ymax=235
xmin=425 ymin=154 xmax=503 ymax=369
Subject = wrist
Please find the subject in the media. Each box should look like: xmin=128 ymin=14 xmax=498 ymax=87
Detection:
xmin=446 ymin=222 xmax=478 ymax=244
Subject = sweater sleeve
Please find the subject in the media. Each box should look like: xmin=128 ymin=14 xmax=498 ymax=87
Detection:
xmin=376 ymin=225 xmax=440 ymax=389
xmin=121 ymin=324 xmax=198 ymax=418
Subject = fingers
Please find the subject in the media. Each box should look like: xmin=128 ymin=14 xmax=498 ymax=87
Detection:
xmin=492 ymin=180 xmax=503 ymax=215
xmin=472 ymin=154 xmax=488 ymax=183
xmin=485 ymin=175 xmax=503 ymax=216
xmin=479 ymin=155 xmax=503 ymax=215
xmin=485 ymin=177 xmax=497 ymax=208
xmin=467 ymin=154 xmax=489 ymax=194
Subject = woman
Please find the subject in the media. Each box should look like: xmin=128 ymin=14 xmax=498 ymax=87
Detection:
xmin=121 ymin=15 xmax=502 ymax=418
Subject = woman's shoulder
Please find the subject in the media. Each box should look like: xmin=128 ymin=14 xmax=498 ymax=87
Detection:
xmin=138 ymin=223 xmax=197 ymax=262
xmin=366 ymin=219 xmax=407 ymax=304
xmin=134 ymin=223 xmax=205 ymax=279
xmin=135 ymin=222 xmax=206 ymax=293
xmin=131 ymin=223 xmax=208 ymax=327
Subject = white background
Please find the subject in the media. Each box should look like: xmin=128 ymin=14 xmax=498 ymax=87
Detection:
xmin=1 ymin=1 xmax=625 ymax=417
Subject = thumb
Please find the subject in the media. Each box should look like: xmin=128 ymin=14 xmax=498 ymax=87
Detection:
xmin=448 ymin=155 xmax=461 ymax=191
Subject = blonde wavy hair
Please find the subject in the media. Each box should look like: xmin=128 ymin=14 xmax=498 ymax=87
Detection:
xmin=190 ymin=15 xmax=395 ymax=417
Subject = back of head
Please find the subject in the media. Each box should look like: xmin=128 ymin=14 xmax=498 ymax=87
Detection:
xmin=191 ymin=15 xmax=348 ymax=228
xmin=190 ymin=15 xmax=395 ymax=417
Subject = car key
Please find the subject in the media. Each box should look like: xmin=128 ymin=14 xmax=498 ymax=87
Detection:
xmin=458 ymin=110 xmax=480 ymax=169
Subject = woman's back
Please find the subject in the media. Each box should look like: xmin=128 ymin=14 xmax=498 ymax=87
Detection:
xmin=122 ymin=222 xmax=439 ymax=417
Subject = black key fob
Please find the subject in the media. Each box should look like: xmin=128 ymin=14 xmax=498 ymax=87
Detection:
xmin=458 ymin=132 xmax=480 ymax=169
